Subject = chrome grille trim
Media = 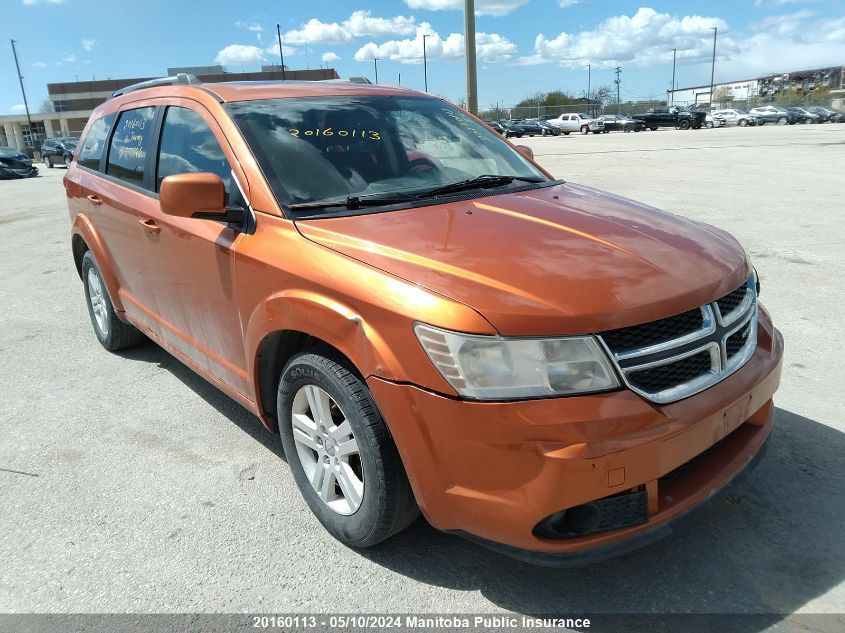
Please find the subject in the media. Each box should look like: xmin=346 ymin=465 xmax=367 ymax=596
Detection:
xmin=599 ymin=277 xmax=758 ymax=404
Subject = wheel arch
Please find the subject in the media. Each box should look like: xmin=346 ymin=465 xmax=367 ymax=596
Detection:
xmin=70 ymin=215 xmax=125 ymax=312
xmin=246 ymin=290 xmax=405 ymax=431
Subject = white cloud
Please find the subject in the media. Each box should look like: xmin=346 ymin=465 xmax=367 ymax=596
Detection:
xmin=81 ymin=38 xmax=96 ymax=51
xmin=345 ymin=10 xmax=416 ymax=37
xmin=31 ymin=61 xmax=48 ymax=68
xmin=265 ymin=41 xmax=301 ymax=59
xmin=282 ymin=18 xmax=353 ymax=45
xmin=10 ymin=104 xmax=27 ymax=113
xmin=22 ymin=0 xmax=66 ymax=5
xmin=403 ymin=0 xmax=527 ymax=17
xmin=280 ymin=11 xmax=416 ymax=46
xmin=354 ymin=23 xmax=517 ymax=64
xmin=525 ymin=7 xmax=732 ymax=68
xmin=214 ymin=44 xmax=266 ymax=67
xmin=321 ymin=51 xmax=341 ymax=63
xmin=558 ymin=0 xmax=582 ymax=7
xmin=235 ymin=20 xmax=263 ymax=32
xmin=62 ymin=52 xmax=77 ymax=63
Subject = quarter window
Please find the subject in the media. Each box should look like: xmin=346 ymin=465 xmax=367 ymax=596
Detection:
xmin=156 ymin=106 xmax=231 ymax=195
xmin=107 ymin=107 xmax=156 ymax=188
xmin=77 ymin=113 xmax=114 ymax=171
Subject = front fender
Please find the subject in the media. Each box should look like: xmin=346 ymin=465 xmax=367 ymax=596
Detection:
xmin=71 ymin=213 xmax=125 ymax=313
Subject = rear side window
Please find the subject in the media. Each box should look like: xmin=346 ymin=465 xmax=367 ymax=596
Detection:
xmin=155 ymin=106 xmax=231 ymax=195
xmin=77 ymin=114 xmax=114 ymax=170
xmin=107 ymin=107 xmax=156 ymax=188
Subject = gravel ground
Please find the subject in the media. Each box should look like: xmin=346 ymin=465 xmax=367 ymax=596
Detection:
xmin=0 ymin=123 xmax=843 ymax=629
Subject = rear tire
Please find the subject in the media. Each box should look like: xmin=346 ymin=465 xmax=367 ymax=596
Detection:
xmin=45 ymin=155 xmax=53 ymax=168
xmin=81 ymin=251 xmax=145 ymax=351
xmin=650 ymin=126 xmax=658 ymax=131
xmin=679 ymin=119 xmax=691 ymax=130
xmin=278 ymin=350 xmax=419 ymax=548
xmin=563 ymin=131 xmax=570 ymax=135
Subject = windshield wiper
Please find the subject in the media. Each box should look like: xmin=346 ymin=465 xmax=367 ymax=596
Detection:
xmin=288 ymin=192 xmax=417 ymax=211
xmin=412 ymin=174 xmax=543 ymax=199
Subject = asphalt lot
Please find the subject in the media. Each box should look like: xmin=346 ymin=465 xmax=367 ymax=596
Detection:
xmin=1 ymin=124 xmax=843 ymax=627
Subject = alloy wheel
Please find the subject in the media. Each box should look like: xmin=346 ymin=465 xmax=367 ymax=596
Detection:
xmin=291 ymin=385 xmax=364 ymax=515
xmin=86 ymin=268 xmax=109 ymax=337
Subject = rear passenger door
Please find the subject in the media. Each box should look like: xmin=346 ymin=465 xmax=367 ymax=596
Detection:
xmin=87 ymin=101 xmax=163 ymax=324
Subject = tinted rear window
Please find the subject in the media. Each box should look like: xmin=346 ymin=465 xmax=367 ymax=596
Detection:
xmin=107 ymin=107 xmax=156 ymax=188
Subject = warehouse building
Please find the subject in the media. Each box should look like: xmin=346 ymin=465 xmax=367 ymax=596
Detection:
xmin=667 ymin=64 xmax=845 ymax=108
xmin=1 ymin=66 xmax=339 ymax=154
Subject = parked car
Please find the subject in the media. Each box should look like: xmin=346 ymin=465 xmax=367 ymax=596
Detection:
xmin=486 ymin=120 xmax=522 ymax=138
xmin=597 ymin=115 xmax=644 ymax=132
xmin=507 ymin=119 xmax=545 ymax=137
xmin=41 ymin=137 xmax=79 ymax=168
xmin=545 ymin=112 xmax=605 ymax=134
xmin=711 ymin=109 xmax=758 ymax=127
xmin=806 ymin=106 xmax=843 ymax=123
xmin=634 ymin=106 xmax=706 ymax=130
xmin=65 ymin=77 xmax=782 ymax=565
xmin=748 ymin=106 xmax=800 ymax=125
xmin=0 ymin=146 xmax=39 ymax=179
xmin=704 ymin=113 xmax=727 ymax=128
xmin=785 ymin=107 xmax=820 ymax=124
xmin=526 ymin=118 xmax=561 ymax=136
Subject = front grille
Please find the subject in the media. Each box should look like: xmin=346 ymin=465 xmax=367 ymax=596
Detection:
xmin=600 ymin=308 xmax=702 ymax=352
xmin=717 ymin=285 xmax=748 ymax=318
xmin=599 ymin=278 xmax=757 ymax=404
xmin=628 ymin=351 xmax=712 ymax=393
xmin=726 ymin=320 xmax=753 ymax=359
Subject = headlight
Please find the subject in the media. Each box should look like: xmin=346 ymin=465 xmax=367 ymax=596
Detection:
xmin=414 ymin=324 xmax=620 ymax=400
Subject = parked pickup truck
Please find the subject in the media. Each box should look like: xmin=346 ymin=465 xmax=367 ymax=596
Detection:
xmin=634 ymin=106 xmax=706 ymax=130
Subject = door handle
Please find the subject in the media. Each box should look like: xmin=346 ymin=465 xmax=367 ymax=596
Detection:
xmin=87 ymin=194 xmax=103 ymax=206
xmin=138 ymin=217 xmax=161 ymax=235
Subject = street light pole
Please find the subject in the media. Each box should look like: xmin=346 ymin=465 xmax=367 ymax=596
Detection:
xmin=464 ymin=0 xmax=478 ymax=115
xmin=276 ymin=24 xmax=286 ymax=80
xmin=422 ymin=34 xmax=431 ymax=92
xmin=373 ymin=58 xmax=379 ymax=84
xmin=10 ymin=39 xmax=34 ymax=151
xmin=709 ymin=27 xmax=717 ymax=107
xmin=586 ymin=63 xmax=591 ymax=113
xmin=670 ymin=48 xmax=676 ymax=104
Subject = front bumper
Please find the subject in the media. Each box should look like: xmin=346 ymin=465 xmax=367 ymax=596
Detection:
xmin=368 ymin=306 xmax=783 ymax=561
xmin=0 ymin=165 xmax=39 ymax=179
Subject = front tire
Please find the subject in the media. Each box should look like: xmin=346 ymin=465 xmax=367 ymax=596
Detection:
xmin=778 ymin=117 xmax=787 ymax=125
xmin=739 ymin=119 xmax=748 ymax=127
xmin=64 ymin=156 xmax=71 ymax=168
xmin=278 ymin=350 xmax=419 ymax=548
xmin=81 ymin=251 xmax=145 ymax=351
xmin=580 ymin=125 xmax=589 ymax=135
xmin=44 ymin=155 xmax=53 ymax=168
xmin=706 ymin=121 xmax=714 ymax=129
xmin=679 ymin=119 xmax=691 ymax=130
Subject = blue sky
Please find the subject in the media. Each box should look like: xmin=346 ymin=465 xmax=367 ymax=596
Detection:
xmin=3 ymin=0 xmax=844 ymax=114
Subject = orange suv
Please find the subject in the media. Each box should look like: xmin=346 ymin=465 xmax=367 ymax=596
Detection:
xmin=65 ymin=76 xmax=783 ymax=565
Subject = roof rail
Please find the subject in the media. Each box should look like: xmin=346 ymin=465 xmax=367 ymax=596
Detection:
xmin=111 ymin=73 xmax=201 ymax=98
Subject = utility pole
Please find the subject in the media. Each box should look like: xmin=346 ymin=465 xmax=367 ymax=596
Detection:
xmin=10 ymin=39 xmax=34 ymax=150
xmin=670 ymin=48 xmax=676 ymax=104
xmin=464 ymin=0 xmax=478 ymax=114
xmin=422 ymin=34 xmax=431 ymax=92
xmin=373 ymin=58 xmax=379 ymax=84
xmin=586 ymin=63 xmax=591 ymax=105
xmin=275 ymin=25 xmax=286 ymax=80
xmin=304 ymin=41 xmax=310 ymax=70
xmin=398 ymin=72 xmax=401 ymax=86
xmin=709 ymin=27 xmax=717 ymax=108
xmin=614 ymin=66 xmax=621 ymax=115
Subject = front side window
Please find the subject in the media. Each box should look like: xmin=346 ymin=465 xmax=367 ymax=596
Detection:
xmin=107 ymin=107 xmax=156 ymax=188
xmin=156 ymin=106 xmax=232 ymax=195
xmin=77 ymin=113 xmax=114 ymax=170
xmin=226 ymin=96 xmax=546 ymax=215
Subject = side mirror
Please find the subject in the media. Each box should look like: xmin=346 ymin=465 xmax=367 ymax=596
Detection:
xmin=160 ymin=172 xmax=238 ymax=222
xmin=515 ymin=145 xmax=534 ymax=159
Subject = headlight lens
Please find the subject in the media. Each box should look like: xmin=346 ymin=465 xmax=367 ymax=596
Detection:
xmin=414 ymin=324 xmax=620 ymax=400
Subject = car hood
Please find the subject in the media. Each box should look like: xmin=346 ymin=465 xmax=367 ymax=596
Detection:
xmin=295 ymin=182 xmax=751 ymax=335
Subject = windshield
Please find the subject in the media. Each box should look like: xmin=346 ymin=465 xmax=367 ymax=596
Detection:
xmin=226 ymin=96 xmax=546 ymax=214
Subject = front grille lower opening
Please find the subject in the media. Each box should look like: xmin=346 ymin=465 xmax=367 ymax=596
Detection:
xmin=533 ymin=489 xmax=648 ymax=539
